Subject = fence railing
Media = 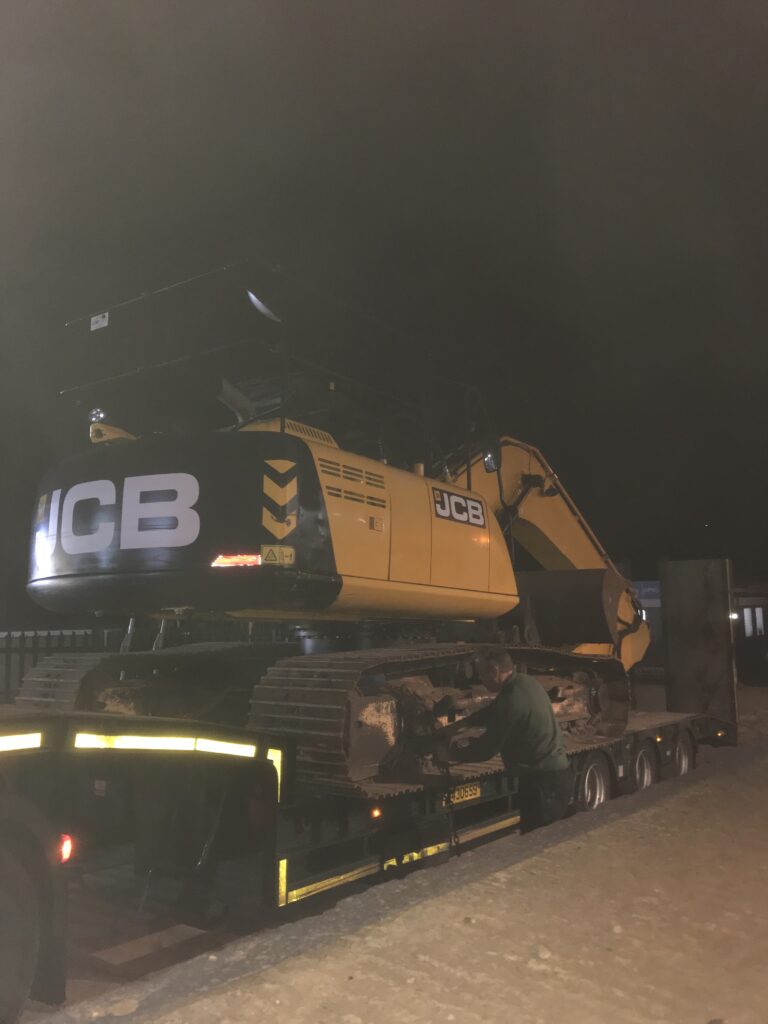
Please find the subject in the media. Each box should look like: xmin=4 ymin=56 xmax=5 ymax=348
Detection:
xmin=0 ymin=629 xmax=106 ymax=702
xmin=0 ymin=620 xmax=292 ymax=704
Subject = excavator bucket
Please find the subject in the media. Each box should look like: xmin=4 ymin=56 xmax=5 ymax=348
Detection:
xmin=515 ymin=568 xmax=630 ymax=646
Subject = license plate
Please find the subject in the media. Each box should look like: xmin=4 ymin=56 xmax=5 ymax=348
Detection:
xmin=443 ymin=783 xmax=481 ymax=807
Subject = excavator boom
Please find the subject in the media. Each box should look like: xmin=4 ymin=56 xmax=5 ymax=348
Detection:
xmin=450 ymin=438 xmax=649 ymax=669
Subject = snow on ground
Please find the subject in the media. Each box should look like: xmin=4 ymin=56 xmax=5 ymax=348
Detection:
xmin=36 ymin=687 xmax=768 ymax=1024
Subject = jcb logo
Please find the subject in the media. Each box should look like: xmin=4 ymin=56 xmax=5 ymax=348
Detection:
xmin=432 ymin=488 xmax=485 ymax=528
xmin=35 ymin=473 xmax=201 ymax=557
xmin=261 ymin=460 xmax=298 ymax=540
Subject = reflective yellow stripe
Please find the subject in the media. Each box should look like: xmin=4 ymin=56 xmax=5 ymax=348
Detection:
xmin=278 ymin=858 xmax=288 ymax=908
xmin=74 ymin=733 xmax=258 ymax=759
xmin=382 ymin=840 xmax=450 ymax=870
xmin=0 ymin=732 xmax=42 ymax=752
xmin=75 ymin=733 xmax=195 ymax=752
xmin=460 ymin=814 xmax=520 ymax=844
xmin=286 ymin=862 xmax=380 ymax=903
xmin=267 ymin=747 xmax=283 ymax=800
xmin=195 ymin=738 xmax=256 ymax=758
xmin=381 ymin=815 xmax=521 ymax=871
xmin=73 ymin=733 xmax=282 ymax=796
xmin=279 ymin=814 xmax=522 ymax=908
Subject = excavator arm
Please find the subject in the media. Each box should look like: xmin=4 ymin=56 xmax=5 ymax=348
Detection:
xmin=449 ymin=438 xmax=650 ymax=670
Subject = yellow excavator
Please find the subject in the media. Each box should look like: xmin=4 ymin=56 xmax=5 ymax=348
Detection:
xmin=27 ymin=369 xmax=648 ymax=792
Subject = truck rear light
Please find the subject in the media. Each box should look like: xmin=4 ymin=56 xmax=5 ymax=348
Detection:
xmin=59 ymin=834 xmax=74 ymax=863
xmin=211 ymin=553 xmax=262 ymax=568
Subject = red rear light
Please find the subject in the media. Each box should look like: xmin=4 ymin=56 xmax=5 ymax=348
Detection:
xmin=211 ymin=554 xmax=262 ymax=568
xmin=58 ymin=834 xmax=74 ymax=863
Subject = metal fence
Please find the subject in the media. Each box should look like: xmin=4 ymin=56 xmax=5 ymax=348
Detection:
xmin=0 ymin=629 xmax=106 ymax=702
xmin=0 ymin=620 xmax=293 ymax=703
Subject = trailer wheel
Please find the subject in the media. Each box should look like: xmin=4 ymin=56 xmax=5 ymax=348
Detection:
xmin=621 ymin=741 xmax=658 ymax=795
xmin=672 ymin=730 xmax=695 ymax=776
xmin=0 ymin=848 xmax=40 ymax=1024
xmin=577 ymin=753 xmax=611 ymax=811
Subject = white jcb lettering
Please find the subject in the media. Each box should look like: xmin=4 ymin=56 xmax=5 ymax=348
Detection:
xmin=61 ymin=480 xmax=116 ymax=554
xmin=467 ymin=499 xmax=485 ymax=527
xmin=434 ymin=491 xmax=451 ymax=519
xmin=120 ymin=473 xmax=200 ymax=549
xmin=432 ymin=487 xmax=486 ymax=528
xmin=449 ymin=495 xmax=468 ymax=522
xmin=39 ymin=473 xmax=202 ymax=557
xmin=48 ymin=488 xmax=62 ymax=539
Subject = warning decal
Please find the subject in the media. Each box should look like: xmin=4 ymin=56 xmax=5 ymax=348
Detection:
xmin=261 ymin=544 xmax=296 ymax=566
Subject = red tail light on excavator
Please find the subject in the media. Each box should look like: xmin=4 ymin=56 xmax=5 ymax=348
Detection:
xmin=211 ymin=553 xmax=262 ymax=567
xmin=58 ymin=834 xmax=74 ymax=864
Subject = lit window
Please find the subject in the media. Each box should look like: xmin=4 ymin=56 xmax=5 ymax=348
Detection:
xmin=756 ymin=607 xmax=765 ymax=637
xmin=744 ymin=608 xmax=754 ymax=638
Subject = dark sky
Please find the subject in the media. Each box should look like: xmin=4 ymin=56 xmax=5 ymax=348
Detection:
xmin=3 ymin=2 xmax=768 ymax=619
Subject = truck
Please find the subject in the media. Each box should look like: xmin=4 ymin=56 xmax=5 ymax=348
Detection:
xmin=0 ymin=348 xmax=737 ymax=1022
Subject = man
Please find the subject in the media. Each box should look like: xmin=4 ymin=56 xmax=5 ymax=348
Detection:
xmin=434 ymin=647 xmax=573 ymax=832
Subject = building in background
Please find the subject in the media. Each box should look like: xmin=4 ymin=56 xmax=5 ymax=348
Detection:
xmin=731 ymin=583 xmax=768 ymax=684
xmin=633 ymin=576 xmax=768 ymax=687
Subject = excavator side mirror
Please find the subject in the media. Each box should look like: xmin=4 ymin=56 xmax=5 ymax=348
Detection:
xmin=483 ymin=443 xmax=500 ymax=473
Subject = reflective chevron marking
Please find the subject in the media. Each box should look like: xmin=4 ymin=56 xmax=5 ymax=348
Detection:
xmin=264 ymin=475 xmax=298 ymax=505
xmin=262 ymin=507 xmax=296 ymax=540
xmin=265 ymin=459 xmax=296 ymax=476
xmin=262 ymin=460 xmax=298 ymax=539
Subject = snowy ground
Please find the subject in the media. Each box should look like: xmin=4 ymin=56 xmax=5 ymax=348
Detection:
xmin=30 ymin=687 xmax=768 ymax=1024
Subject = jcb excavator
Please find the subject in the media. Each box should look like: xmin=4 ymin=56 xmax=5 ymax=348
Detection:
xmin=26 ymin=367 xmax=648 ymax=795
xmin=6 ymin=299 xmax=740 ymax=1024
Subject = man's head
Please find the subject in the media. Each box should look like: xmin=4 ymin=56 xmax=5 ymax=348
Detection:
xmin=476 ymin=647 xmax=515 ymax=693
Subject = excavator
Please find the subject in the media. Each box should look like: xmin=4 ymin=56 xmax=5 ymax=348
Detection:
xmin=7 ymin=279 xmax=743 ymax=1024
xmin=26 ymin=354 xmax=649 ymax=795
xmin=5 ymin=290 xmax=740 ymax=1024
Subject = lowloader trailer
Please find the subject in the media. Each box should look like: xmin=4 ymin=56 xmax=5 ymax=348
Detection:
xmin=0 ymin=667 xmax=735 ymax=1023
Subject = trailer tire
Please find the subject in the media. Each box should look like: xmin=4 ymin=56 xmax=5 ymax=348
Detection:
xmin=0 ymin=848 xmax=40 ymax=1024
xmin=577 ymin=752 xmax=612 ymax=811
xmin=620 ymin=741 xmax=658 ymax=795
xmin=672 ymin=730 xmax=695 ymax=776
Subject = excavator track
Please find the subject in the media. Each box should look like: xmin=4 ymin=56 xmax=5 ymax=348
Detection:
xmin=249 ymin=645 xmax=475 ymax=796
xmin=18 ymin=642 xmax=629 ymax=800
xmin=248 ymin=643 xmax=630 ymax=797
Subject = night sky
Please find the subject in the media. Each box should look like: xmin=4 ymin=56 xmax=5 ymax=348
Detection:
xmin=3 ymin=2 xmax=768 ymax=621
